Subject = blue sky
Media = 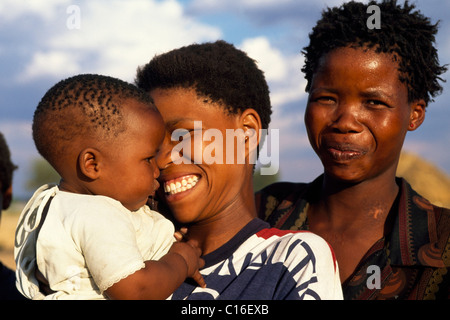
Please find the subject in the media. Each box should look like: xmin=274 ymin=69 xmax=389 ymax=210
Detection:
xmin=1 ymin=0 xmax=449 ymax=199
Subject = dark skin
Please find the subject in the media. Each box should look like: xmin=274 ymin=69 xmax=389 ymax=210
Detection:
xmin=37 ymin=87 xmax=261 ymax=297
xmin=304 ymin=46 xmax=426 ymax=282
xmin=1 ymin=185 xmax=12 ymax=211
xmin=151 ymin=87 xmax=261 ymax=256
xmin=37 ymin=99 xmax=205 ymax=299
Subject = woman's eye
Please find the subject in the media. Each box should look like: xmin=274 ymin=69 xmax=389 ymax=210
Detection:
xmin=366 ymin=99 xmax=389 ymax=108
xmin=314 ymin=96 xmax=336 ymax=105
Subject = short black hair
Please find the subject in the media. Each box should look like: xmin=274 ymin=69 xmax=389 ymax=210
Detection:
xmin=302 ymin=0 xmax=447 ymax=105
xmin=0 ymin=132 xmax=17 ymax=193
xmin=135 ymin=40 xmax=272 ymax=130
xmin=33 ymin=74 xmax=156 ymax=168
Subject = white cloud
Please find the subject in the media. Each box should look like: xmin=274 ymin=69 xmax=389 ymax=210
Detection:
xmin=187 ymin=0 xmax=290 ymax=11
xmin=240 ymin=37 xmax=287 ymax=81
xmin=15 ymin=0 xmax=222 ymax=83
xmin=0 ymin=0 xmax=70 ymax=23
xmin=19 ymin=50 xmax=81 ymax=82
xmin=187 ymin=0 xmax=347 ymax=14
xmin=239 ymin=36 xmax=307 ymax=108
xmin=213 ymin=0 xmax=293 ymax=9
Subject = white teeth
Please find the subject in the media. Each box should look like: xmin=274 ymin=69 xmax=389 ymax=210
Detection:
xmin=164 ymin=175 xmax=199 ymax=195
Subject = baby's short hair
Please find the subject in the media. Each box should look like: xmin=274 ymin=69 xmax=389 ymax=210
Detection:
xmin=33 ymin=74 xmax=156 ymax=168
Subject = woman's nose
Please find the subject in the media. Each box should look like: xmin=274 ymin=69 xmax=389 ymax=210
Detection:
xmin=330 ymin=102 xmax=364 ymax=134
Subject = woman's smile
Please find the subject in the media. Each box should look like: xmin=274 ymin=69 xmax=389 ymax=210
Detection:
xmin=162 ymin=174 xmax=200 ymax=196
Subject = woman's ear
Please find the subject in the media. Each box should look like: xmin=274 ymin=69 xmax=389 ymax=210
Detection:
xmin=240 ymin=108 xmax=262 ymax=161
xmin=408 ymin=99 xmax=426 ymax=131
xmin=241 ymin=108 xmax=262 ymax=137
xmin=78 ymin=148 xmax=101 ymax=180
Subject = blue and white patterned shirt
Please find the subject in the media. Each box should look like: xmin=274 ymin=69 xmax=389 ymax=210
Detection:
xmin=170 ymin=219 xmax=343 ymax=300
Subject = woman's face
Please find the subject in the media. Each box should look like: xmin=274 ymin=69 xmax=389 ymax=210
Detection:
xmin=151 ymin=87 xmax=249 ymax=224
xmin=305 ymin=46 xmax=425 ymax=184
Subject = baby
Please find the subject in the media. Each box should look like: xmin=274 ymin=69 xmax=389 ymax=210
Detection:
xmin=15 ymin=74 xmax=205 ymax=300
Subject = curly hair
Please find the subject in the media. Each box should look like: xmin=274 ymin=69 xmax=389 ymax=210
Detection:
xmin=135 ymin=40 xmax=272 ymax=130
xmin=0 ymin=132 xmax=17 ymax=193
xmin=302 ymin=0 xmax=448 ymax=105
xmin=33 ymin=74 xmax=156 ymax=168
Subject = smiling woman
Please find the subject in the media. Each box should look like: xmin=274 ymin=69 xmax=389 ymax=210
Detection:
xmin=136 ymin=40 xmax=343 ymax=300
xmin=150 ymin=86 xmax=254 ymax=226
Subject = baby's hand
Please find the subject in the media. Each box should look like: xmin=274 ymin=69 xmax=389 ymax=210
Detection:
xmin=169 ymin=240 xmax=206 ymax=288
xmin=174 ymin=227 xmax=188 ymax=242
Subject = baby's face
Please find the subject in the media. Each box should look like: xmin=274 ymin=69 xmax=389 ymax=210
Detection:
xmin=99 ymin=99 xmax=165 ymax=211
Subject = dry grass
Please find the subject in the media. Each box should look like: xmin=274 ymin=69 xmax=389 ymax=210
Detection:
xmin=396 ymin=152 xmax=450 ymax=208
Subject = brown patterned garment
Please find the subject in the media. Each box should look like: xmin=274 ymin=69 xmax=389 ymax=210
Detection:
xmin=255 ymin=175 xmax=450 ymax=300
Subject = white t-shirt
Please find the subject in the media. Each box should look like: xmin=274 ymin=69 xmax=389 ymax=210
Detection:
xmin=15 ymin=184 xmax=175 ymax=300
